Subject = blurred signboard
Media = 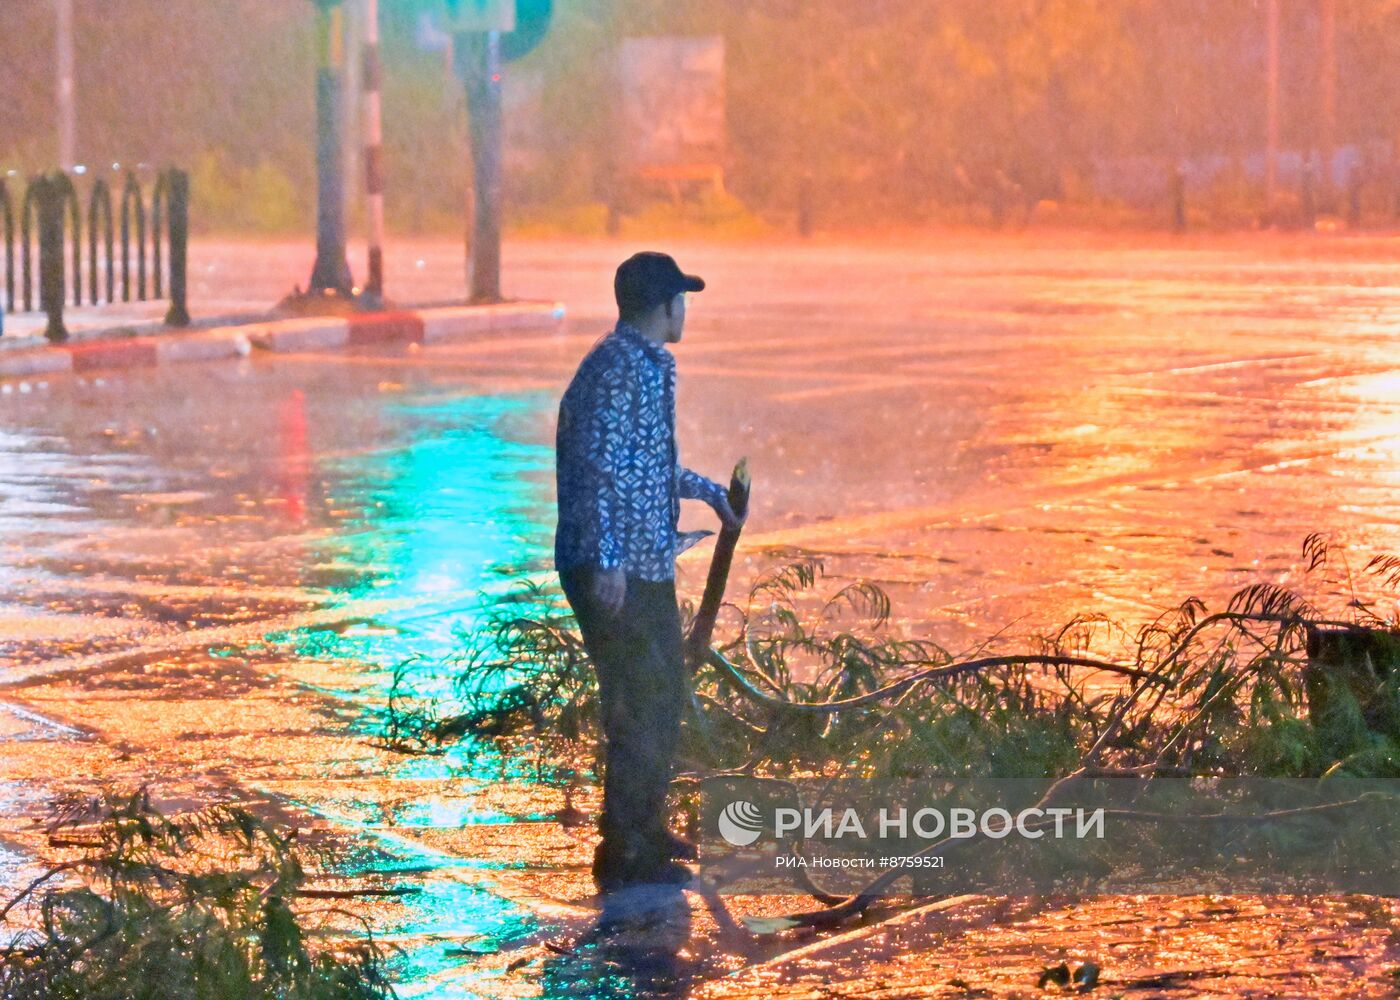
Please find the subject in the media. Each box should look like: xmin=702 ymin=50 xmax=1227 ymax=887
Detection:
xmin=445 ymin=0 xmax=516 ymax=33
xmin=618 ymin=36 xmax=726 ymax=180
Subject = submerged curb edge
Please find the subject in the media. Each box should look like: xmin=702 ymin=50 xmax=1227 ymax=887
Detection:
xmin=0 ymin=302 xmax=567 ymax=380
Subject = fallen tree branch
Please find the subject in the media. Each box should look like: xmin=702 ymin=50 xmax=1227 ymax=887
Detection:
xmin=293 ymin=886 xmax=421 ymax=900
xmin=705 ymin=648 xmax=1163 ymax=715
xmin=1100 ymin=795 xmax=1382 ymax=825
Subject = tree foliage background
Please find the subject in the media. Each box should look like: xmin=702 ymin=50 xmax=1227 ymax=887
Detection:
xmin=3 ymin=0 xmax=1400 ymax=231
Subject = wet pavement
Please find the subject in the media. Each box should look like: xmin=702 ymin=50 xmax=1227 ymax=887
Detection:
xmin=4 ymin=232 xmax=1400 ymax=995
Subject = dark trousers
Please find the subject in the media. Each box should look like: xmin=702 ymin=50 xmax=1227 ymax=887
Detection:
xmin=559 ymin=566 xmax=685 ymax=854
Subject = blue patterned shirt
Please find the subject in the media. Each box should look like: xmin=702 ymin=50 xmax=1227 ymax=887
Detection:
xmin=554 ymin=322 xmax=727 ymax=581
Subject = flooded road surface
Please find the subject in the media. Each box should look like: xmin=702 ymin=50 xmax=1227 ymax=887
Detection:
xmin=3 ymin=232 xmax=1400 ymax=995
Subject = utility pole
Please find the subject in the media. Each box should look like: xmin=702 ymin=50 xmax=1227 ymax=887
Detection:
xmin=1318 ymin=0 xmax=1337 ymax=209
xmin=455 ymin=30 xmax=503 ymax=303
xmin=362 ymin=0 xmax=386 ymax=302
xmin=55 ymin=0 xmax=76 ymax=171
xmin=307 ymin=0 xmax=355 ymax=297
xmin=1265 ymin=0 xmax=1279 ymax=215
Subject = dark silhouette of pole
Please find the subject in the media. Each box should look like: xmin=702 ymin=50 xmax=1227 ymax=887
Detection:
xmin=1170 ymin=164 xmax=1186 ymax=232
xmin=163 ymin=170 xmax=190 ymax=326
xmin=1347 ymin=165 xmax=1362 ymax=229
xmin=1265 ymin=0 xmax=1279 ymax=215
xmin=1318 ymin=0 xmax=1336 ymax=210
xmin=1302 ymin=156 xmax=1317 ymax=228
xmin=308 ymin=0 xmax=354 ymax=297
xmin=35 ymin=176 xmax=68 ymax=343
xmin=455 ymin=30 xmax=503 ymax=303
xmin=797 ymin=173 xmax=814 ymax=238
xmin=361 ymin=0 xmax=386 ymax=301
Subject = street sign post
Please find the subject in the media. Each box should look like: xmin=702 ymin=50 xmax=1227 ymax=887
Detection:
xmin=448 ymin=0 xmax=514 ymax=304
xmin=445 ymin=0 xmax=553 ymax=304
xmin=307 ymin=0 xmax=355 ymax=298
xmin=455 ymin=30 xmax=503 ymax=303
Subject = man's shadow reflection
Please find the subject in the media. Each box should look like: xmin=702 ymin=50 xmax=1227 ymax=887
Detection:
xmin=538 ymin=884 xmax=695 ymax=998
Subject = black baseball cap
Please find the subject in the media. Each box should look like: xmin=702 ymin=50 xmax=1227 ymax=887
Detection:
xmin=614 ymin=252 xmax=705 ymax=316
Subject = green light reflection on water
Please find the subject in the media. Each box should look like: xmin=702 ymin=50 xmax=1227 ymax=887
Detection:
xmin=271 ymin=390 xmax=561 ymax=712
xmin=254 ymin=390 xmax=576 ymax=995
xmin=330 ymin=826 xmax=541 ymax=1000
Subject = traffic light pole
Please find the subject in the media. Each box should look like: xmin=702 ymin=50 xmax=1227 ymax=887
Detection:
xmin=1265 ymin=0 xmax=1279 ymax=215
xmin=362 ymin=0 xmax=386 ymax=302
xmin=455 ymin=30 xmax=503 ymax=304
xmin=1319 ymin=0 xmax=1336 ymax=209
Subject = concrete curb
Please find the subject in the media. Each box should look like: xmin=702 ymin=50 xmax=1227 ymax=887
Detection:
xmin=0 ymin=350 xmax=73 ymax=379
xmin=0 ymin=302 xmax=564 ymax=380
xmin=421 ymin=304 xmax=558 ymax=342
xmin=153 ymin=330 xmax=249 ymax=364
xmin=67 ymin=340 xmax=160 ymax=372
xmin=246 ymin=318 xmax=350 ymax=353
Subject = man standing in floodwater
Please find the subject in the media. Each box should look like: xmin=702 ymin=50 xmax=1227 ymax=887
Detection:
xmin=554 ymin=251 xmax=745 ymax=892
